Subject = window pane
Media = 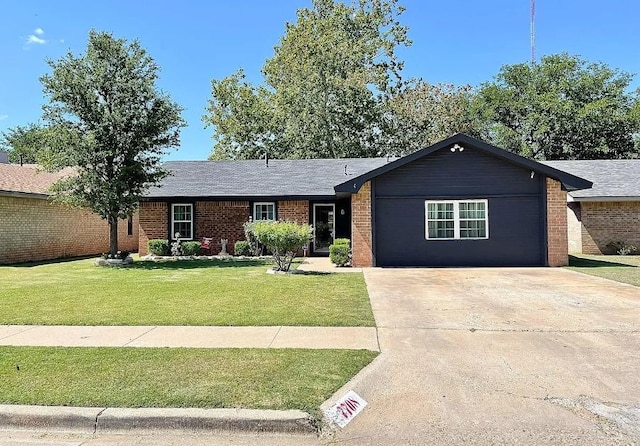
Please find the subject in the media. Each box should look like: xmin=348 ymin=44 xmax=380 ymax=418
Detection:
xmin=174 ymin=221 xmax=192 ymax=239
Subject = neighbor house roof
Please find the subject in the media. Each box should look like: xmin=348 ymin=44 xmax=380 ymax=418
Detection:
xmin=334 ymin=134 xmax=593 ymax=193
xmin=145 ymin=158 xmax=393 ymax=200
xmin=543 ymin=159 xmax=640 ymax=201
xmin=0 ymin=163 xmax=73 ymax=199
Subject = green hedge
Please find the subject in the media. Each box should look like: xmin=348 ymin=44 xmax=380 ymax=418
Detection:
xmin=234 ymin=240 xmax=252 ymax=256
xmin=181 ymin=241 xmax=202 ymax=256
xmin=333 ymin=238 xmax=351 ymax=246
xmin=329 ymin=244 xmax=350 ymax=267
xmin=148 ymin=239 xmax=169 ymax=256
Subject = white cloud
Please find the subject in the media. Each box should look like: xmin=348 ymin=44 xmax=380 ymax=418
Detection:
xmin=34 ymin=28 xmax=44 ymax=35
xmin=26 ymin=34 xmax=46 ymax=45
xmin=0 ymin=115 xmax=8 ymax=121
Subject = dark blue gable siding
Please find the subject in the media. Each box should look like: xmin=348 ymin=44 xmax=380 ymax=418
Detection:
xmin=374 ymin=146 xmax=546 ymax=266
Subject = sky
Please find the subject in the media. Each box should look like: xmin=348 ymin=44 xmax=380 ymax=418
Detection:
xmin=1 ymin=0 xmax=639 ymax=161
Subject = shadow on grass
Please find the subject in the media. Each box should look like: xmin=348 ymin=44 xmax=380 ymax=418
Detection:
xmin=3 ymin=255 xmax=97 ymax=268
xmin=568 ymin=255 xmax=635 ymax=268
xmin=127 ymin=259 xmax=272 ymax=270
xmin=129 ymin=259 xmax=271 ymax=270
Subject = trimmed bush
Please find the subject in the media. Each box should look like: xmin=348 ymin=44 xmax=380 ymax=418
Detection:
xmin=148 ymin=239 xmax=169 ymax=256
xmin=333 ymin=238 xmax=351 ymax=246
xmin=234 ymin=240 xmax=252 ymax=256
xmin=252 ymin=220 xmax=312 ymax=272
xmin=243 ymin=220 xmax=263 ymax=256
xmin=181 ymin=241 xmax=202 ymax=256
xmin=330 ymin=244 xmax=350 ymax=267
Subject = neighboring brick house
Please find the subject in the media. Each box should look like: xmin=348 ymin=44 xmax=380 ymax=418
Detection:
xmin=0 ymin=159 xmax=139 ymax=264
xmin=545 ymin=160 xmax=640 ymax=255
xmin=141 ymin=134 xmax=592 ymax=267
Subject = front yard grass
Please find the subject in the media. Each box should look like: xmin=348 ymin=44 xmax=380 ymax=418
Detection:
xmin=0 ymin=258 xmax=374 ymax=326
xmin=0 ymin=346 xmax=378 ymax=415
xmin=568 ymin=254 xmax=640 ymax=287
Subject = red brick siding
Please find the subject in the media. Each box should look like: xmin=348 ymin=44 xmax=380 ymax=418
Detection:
xmin=546 ymin=178 xmax=568 ymax=266
xmin=195 ymin=201 xmax=250 ymax=254
xmin=138 ymin=201 xmax=168 ymax=255
xmin=351 ymin=181 xmax=373 ymax=267
xmin=0 ymin=195 xmax=138 ymax=264
xmin=579 ymin=201 xmax=640 ymax=254
xmin=278 ymin=200 xmax=309 ymax=224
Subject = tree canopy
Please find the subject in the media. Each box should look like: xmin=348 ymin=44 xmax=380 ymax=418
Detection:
xmin=477 ymin=53 xmax=640 ymax=160
xmin=203 ymin=0 xmax=410 ymax=160
xmin=41 ymin=30 xmax=185 ymax=255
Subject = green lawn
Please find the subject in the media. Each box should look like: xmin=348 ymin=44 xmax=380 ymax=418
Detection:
xmin=568 ymin=254 xmax=640 ymax=287
xmin=0 ymin=258 xmax=374 ymax=326
xmin=0 ymin=346 xmax=378 ymax=414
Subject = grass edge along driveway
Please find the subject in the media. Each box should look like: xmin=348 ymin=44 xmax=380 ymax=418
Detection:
xmin=0 ymin=258 xmax=375 ymax=326
xmin=0 ymin=346 xmax=378 ymax=418
xmin=568 ymin=254 xmax=640 ymax=288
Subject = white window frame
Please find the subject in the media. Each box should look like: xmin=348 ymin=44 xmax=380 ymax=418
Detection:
xmin=171 ymin=203 xmax=193 ymax=240
xmin=425 ymin=199 xmax=489 ymax=240
xmin=253 ymin=202 xmax=276 ymax=221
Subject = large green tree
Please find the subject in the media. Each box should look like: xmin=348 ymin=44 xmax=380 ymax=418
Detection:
xmin=204 ymin=0 xmax=410 ymax=159
xmin=41 ymin=30 xmax=185 ymax=255
xmin=0 ymin=123 xmax=81 ymax=166
xmin=477 ymin=53 xmax=640 ymax=160
xmin=384 ymin=80 xmax=487 ymax=155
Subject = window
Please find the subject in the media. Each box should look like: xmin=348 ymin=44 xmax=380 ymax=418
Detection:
xmin=425 ymin=200 xmax=488 ymax=240
xmin=253 ymin=202 xmax=275 ymax=221
xmin=171 ymin=204 xmax=193 ymax=239
xmin=127 ymin=215 xmax=133 ymax=236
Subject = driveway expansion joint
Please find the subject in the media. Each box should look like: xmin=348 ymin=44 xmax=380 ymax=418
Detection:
xmin=121 ymin=326 xmax=158 ymax=346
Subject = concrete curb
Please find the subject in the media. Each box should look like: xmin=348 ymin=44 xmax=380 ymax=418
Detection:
xmin=0 ymin=405 xmax=316 ymax=434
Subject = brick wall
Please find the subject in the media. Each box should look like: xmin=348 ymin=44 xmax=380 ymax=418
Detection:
xmin=566 ymin=202 xmax=583 ymax=254
xmin=351 ymin=181 xmax=373 ymax=267
xmin=579 ymin=201 xmax=640 ymax=254
xmin=546 ymin=178 xmax=568 ymax=266
xmin=278 ymin=200 xmax=309 ymax=224
xmin=138 ymin=201 xmax=168 ymax=255
xmin=0 ymin=195 xmax=139 ymax=264
xmin=196 ymin=201 xmax=250 ymax=254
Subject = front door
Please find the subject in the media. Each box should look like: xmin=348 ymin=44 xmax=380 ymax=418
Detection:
xmin=313 ymin=204 xmax=335 ymax=253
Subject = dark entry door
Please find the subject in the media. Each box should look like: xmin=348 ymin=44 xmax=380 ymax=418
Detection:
xmin=313 ymin=204 xmax=335 ymax=253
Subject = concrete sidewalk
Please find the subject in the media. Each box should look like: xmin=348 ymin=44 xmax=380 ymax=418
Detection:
xmin=0 ymin=325 xmax=379 ymax=350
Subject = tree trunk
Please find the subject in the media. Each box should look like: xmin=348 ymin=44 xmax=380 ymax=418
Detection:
xmin=108 ymin=216 xmax=118 ymax=256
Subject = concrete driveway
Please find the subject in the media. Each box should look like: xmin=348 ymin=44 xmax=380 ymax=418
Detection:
xmin=327 ymin=268 xmax=640 ymax=445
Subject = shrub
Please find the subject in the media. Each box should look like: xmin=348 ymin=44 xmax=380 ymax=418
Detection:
xmin=607 ymin=241 xmax=638 ymax=256
xmin=333 ymin=238 xmax=351 ymax=246
xmin=148 ymin=239 xmax=169 ymax=256
xmin=243 ymin=220 xmax=263 ymax=256
xmin=234 ymin=240 xmax=251 ymax=256
xmin=252 ymin=220 xmax=312 ymax=272
xmin=330 ymin=244 xmax=350 ymax=267
xmin=181 ymin=241 xmax=202 ymax=256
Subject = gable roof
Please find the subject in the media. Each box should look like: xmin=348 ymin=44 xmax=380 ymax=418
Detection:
xmin=0 ymin=163 xmax=73 ymax=199
xmin=334 ymin=134 xmax=593 ymax=193
xmin=145 ymin=158 xmax=392 ymax=199
xmin=543 ymin=159 xmax=640 ymax=201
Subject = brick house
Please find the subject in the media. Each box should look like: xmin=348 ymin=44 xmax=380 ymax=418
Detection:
xmin=545 ymin=160 xmax=640 ymax=254
xmin=0 ymin=159 xmax=139 ymax=264
xmin=140 ymin=134 xmax=592 ymax=267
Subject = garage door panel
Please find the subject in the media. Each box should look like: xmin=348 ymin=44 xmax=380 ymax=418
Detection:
xmin=375 ymin=197 xmax=544 ymax=266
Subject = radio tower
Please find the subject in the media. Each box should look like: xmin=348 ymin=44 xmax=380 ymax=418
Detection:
xmin=530 ymin=0 xmax=536 ymax=65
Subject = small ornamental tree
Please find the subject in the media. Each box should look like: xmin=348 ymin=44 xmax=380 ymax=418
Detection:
xmin=252 ymin=220 xmax=312 ymax=272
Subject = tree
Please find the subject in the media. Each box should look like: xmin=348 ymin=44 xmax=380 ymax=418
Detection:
xmin=384 ymin=80 xmax=487 ymax=155
xmin=0 ymin=123 xmax=81 ymax=166
xmin=477 ymin=53 xmax=640 ymax=160
xmin=0 ymin=124 xmax=46 ymax=164
xmin=203 ymin=0 xmax=410 ymax=159
xmin=252 ymin=220 xmax=312 ymax=272
xmin=40 ymin=30 xmax=185 ymax=255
